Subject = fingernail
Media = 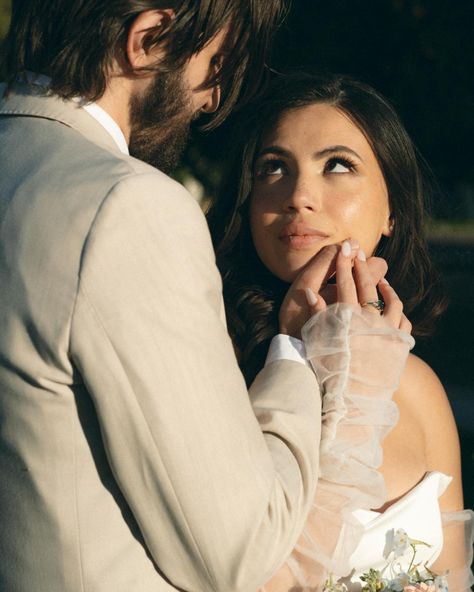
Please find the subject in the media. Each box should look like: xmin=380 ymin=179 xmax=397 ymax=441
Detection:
xmin=349 ymin=238 xmax=360 ymax=249
xmin=305 ymin=287 xmax=318 ymax=307
xmin=379 ymin=277 xmax=389 ymax=285
xmin=357 ymin=249 xmax=366 ymax=261
xmin=341 ymin=241 xmax=352 ymax=257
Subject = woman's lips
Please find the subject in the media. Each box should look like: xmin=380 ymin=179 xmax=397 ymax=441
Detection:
xmin=278 ymin=224 xmax=329 ymax=250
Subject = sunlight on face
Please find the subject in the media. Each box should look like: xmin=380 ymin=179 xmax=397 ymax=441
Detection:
xmin=250 ymin=103 xmax=392 ymax=282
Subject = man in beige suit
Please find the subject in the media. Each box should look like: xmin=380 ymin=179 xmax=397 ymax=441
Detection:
xmin=0 ymin=2 xmax=331 ymax=591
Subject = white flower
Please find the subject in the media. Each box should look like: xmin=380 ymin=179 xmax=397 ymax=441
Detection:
xmin=323 ymin=573 xmax=348 ymax=592
xmin=383 ymin=528 xmax=412 ymax=559
xmin=359 ymin=529 xmax=447 ymax=592
xmin=387 ymin=571 xmax=411 ymax=591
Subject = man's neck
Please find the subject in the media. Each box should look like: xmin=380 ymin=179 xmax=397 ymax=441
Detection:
xmin=96 ymin=72 xmax=159 ymax=146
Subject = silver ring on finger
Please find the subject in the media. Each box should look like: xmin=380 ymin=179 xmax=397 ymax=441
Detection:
xmin=361 ymin=299 xmax=385 ymax=313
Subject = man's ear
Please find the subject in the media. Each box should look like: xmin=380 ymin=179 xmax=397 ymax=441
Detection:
xmin=126 ymin=9 xmax=175 ymax=69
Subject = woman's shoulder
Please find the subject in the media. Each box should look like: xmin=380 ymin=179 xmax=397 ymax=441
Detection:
xmin=399 ymin=354 xmax=455 ymax=430
xmin=397 ymin=353 xmax=463 ymax=510
xmin=399 ymin=354 xmax=448 ymax=408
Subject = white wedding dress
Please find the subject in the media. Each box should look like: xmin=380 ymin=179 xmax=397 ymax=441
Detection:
xmin=350 ymin=471 xmax=450 ymax=573
xmin=349 ymin=471 xmax=474 ymax=592
xmin=261 ymin=304 xmax=474 ymax=592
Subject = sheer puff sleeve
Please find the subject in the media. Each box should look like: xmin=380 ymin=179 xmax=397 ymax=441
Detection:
xmin=432 ymin=509 xmax=474 ymax=592
xmin=262 ymin=303 xmax=415 ymax=591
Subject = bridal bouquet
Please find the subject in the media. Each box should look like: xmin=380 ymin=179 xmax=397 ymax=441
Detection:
xmin=323 ymin=529 xmax=449 ymax=592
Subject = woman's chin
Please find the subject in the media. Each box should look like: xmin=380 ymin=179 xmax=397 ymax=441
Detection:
xmin=261 ymin=252 xmax=318 ymax=283
xmin=272 ymin=265 xmax=308 ymax=284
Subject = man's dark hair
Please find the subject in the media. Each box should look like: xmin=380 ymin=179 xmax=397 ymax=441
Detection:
xmin=3 ymin=0 xmax=286 ymax=127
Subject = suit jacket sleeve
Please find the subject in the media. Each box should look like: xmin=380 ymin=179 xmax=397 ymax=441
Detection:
xmin=69 ymin=173 xmax=322 ymax=592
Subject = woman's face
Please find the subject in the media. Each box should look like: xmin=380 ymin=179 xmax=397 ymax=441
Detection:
xmin=250 ymin=103 xmax=392 ymax=282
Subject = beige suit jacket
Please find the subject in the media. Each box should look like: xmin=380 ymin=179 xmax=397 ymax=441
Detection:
xmin=0 ymin=82 xmax=321 ymax=592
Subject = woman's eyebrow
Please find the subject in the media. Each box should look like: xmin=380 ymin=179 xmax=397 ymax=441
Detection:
xmin=257 ymin=146 xmax=292 ymax=159
xmin=257 ymin=144 xmax=363 ymax=161
xmin=313 ymin=145 xmax=363 ymax=161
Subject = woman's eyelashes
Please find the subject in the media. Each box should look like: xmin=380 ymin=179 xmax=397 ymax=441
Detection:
xmin=324 ymin=154 xmax=357 ymax=174
xmin=255 ymin=158 xmax=287 ymax=179
xmin=255 ymin=153 xmax=357 ymax=180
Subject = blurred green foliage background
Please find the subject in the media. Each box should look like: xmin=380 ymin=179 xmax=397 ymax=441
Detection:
xmin=0 ymin=0 xmax=8 ymax=38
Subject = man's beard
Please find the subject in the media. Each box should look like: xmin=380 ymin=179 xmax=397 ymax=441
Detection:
xmin=128 ymin=68 xmax=195 ymax=175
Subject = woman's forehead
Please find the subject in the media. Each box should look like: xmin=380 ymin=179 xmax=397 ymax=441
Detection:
xmin=260 ymin=103 xmax=373 ymax=156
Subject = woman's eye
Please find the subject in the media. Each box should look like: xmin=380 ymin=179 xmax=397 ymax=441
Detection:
xmin=325 ymin=157 xmax=355 ymax=174
xmin=256 ymin=159 xmax=286 ymax=178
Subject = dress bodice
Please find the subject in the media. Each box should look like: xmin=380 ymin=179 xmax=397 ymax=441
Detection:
xmin=347 ymin=471 xmax=451 ymax=581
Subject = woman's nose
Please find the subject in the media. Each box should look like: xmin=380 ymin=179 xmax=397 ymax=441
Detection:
xmin=283 ymin=177 xmax=320 ymax=212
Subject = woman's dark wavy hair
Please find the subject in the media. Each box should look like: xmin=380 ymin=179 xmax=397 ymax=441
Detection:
xmin=207 ymin=72 xmax=447 ymax=385
xmin=2 ymin=0 xmax=287 ymax=128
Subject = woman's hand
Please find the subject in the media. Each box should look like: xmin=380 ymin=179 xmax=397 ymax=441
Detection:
xmin=279 ymin=239 xmax=402 ymax=338
xmin=278 ymin=243 xmax=344 ymax=338
xmin=308 ymin=241 xmax=412 ymax=333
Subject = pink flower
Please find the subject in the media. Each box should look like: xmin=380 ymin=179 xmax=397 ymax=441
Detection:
xmin=403 ymin=584 xmax=435 ymax=592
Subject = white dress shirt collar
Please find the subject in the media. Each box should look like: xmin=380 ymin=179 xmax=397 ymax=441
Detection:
xmin=80 ymin=102 xmax=129 ymax=155
xmin=23 ymin=72 xmax=129 ymax=155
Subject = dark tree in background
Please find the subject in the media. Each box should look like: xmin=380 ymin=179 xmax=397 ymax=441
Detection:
xmin=275 ymin=0 xmax=474 ymax=220
xmin=183 ymin=0 xmax=474 ymax=223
